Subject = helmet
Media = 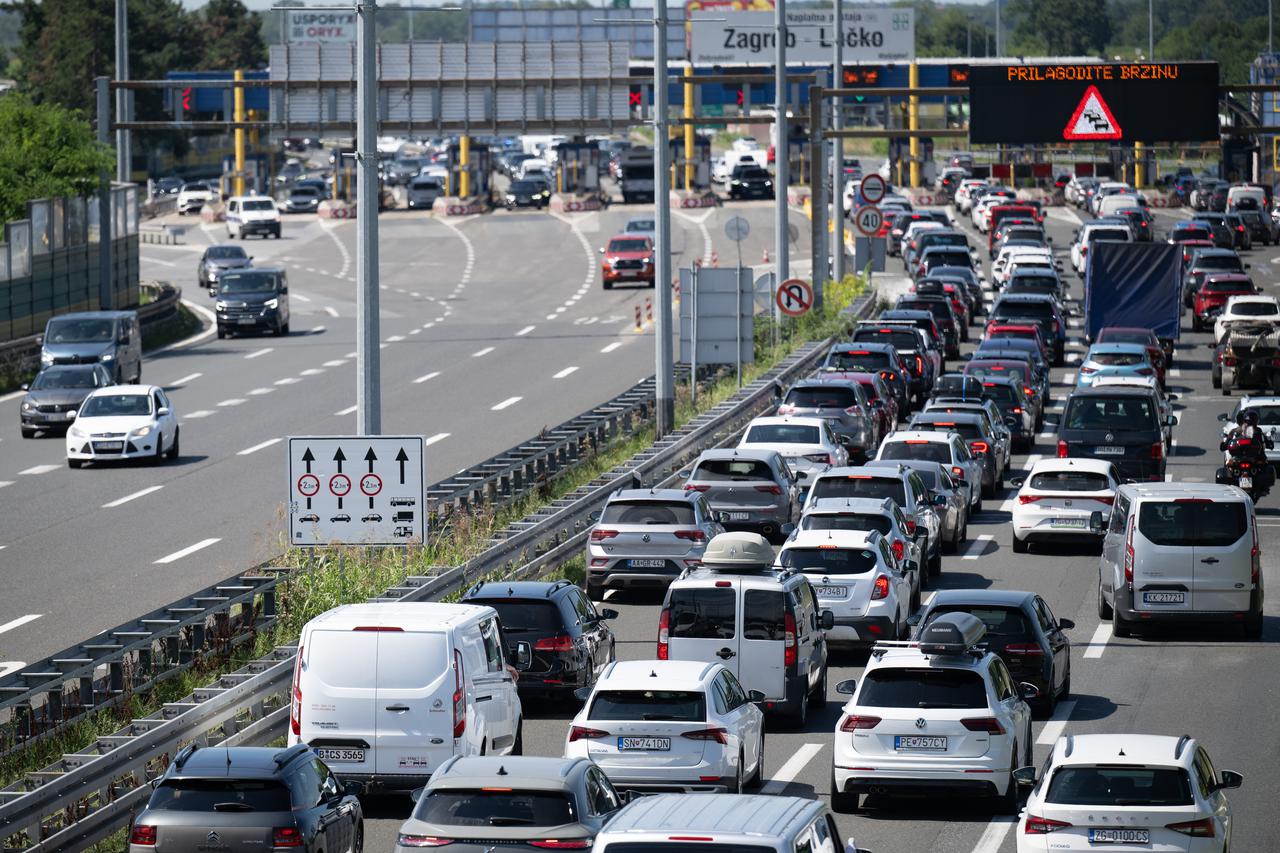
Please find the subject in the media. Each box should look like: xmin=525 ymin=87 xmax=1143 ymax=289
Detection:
xmin=1244 ymin=409 xmax=1260 ymax=427
xmin=1237 ymin=411 xmax=1249 ymax=426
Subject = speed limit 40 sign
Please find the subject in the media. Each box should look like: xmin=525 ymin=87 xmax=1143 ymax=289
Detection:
xmin=854 ymin=205 xmax=884 ymax=238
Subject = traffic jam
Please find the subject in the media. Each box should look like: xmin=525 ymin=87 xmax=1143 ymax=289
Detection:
xmin=120 ymin=173 xmax=1272 ymax=853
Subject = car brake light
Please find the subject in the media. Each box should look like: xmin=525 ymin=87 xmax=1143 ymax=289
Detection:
xmin=970 ymin=441 xmax=990 ymax=455
xmin=290 ymin=644 xmax=303 ymax=736
xmin=755 ymin=484 xmax=783 ymax=495
xmin=904 ymin=518 xmax=917 ymax=535
xmin=1057 ymin=440 xmax=1069 ymax=458
xmin=529 ymin=841 xmax=592 ymax=849
xmin=784 ymin=611 xmax=797 ymax=667
xmin=960 ymin=717 xmax=1005 ymax=734
xmin=657 ymin=608 xmax=670 ymax=659
xmin=535 ymin=634 xmax=575 ymax=652
xmin=590 ymin=528 xmax=619 ymax=541
xmin=684 ymin=484 xmax=710 ymax=492
xmin=1004 ymin=643 xmax=1045 ymax=656
xmin=1151 ymin=441 xmax=1164 ymax=460
xmin=1124 ymin=515 xmax=1135 ymax=586
xmin=273 ymin=827 xmax=304 ymax=848
xmin=1251 ymin=517 xmax=1261 ymax=584
xmin=1024 ymin=386 xmax=1034 ymax=397
xmin=1011 ymin=406 xmax=1023 ymax=414
xmin=951 ymin=466 xmax=965 ymax=479
xmin=453 ymin=649 xmax=465 ymax=738
xmin=839 ymin=715 xmax=881 ymax=731
xmin=804 ymin=453 xmax=834 ymax=465
xmin=129 ymin=826 xmax=157 ymax=847
xmin=1023 ymin=815 xmax=1072 ymax=834
xmin=891 ymin=539 xmax=904 ymax=562
xmin=399 ymin=836 xmax=455 ymax=848
xmin=681 ymin=727 xmax=729 ymax=744
xmin=1079 ymin=366 xmax=1096 ymax=374
xmin=870 ymin=575 xmax=890 ymax=600
xmin=1017 ymin=495 xmax=1043 ymax=504
xmin=1165 ymin=818 xmax=1215 ymax=838
xmin=568 ymin=725 xmax=610 ymax=742
xmin=673 ymin=529 xmax=707 ymax=542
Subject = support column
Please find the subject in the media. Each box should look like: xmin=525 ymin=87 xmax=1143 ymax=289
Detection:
xmin=460 ymin=136 xmax=471 ymax=198
xmin=774 ymin=0 xmax=789 ymax=283
xmin=234 ymin=70 xmax=246 ymax=197
xmin=908 ymin=62 xmax=920 ymax=188
xmin=684 ymin=63 xmax=695 ymax=190
xmin=356 ymin=0 xmax=382 ymax=435
xmin=653 ymin=3 xmax=675 ymax=435
xmin=96 ymin=77 xmax=114 ymax=311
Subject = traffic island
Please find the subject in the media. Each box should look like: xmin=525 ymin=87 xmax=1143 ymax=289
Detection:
xmin=432 ymin=196 xmax=489 ymax=216
xmin=199 ymin=202 xmax=226 ymax=223
xmin=317 ymin=199 xmax=356 ymax=220
xmin=671 ymin=189 xmax=719 ymax=209
xmin=550 ymin=193 xmax=609 ymax=213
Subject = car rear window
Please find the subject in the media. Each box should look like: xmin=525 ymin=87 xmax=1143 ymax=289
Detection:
xmin=779 ymin=547 xmax=878 ymax=575
xmin=667 ymin=588 xmax=735 ymax=639
xmin=914 ymin=420 xmax=981 ymax=439
xmin=810 ymin=475 xmax=905 ymax=505
xmin=1198 ymin=255 xmax=1245 ymax=270
xmin=744 ymin=424 xmax=821 ymax=445
xmin=858 ymin=668 xmax=988 ymax=709
xmin=1087 ymin=228 xmax=1130 ymax=242
xmin=853 ymin=329 xmax=921 ymax=349
xmin=589 ymin=690 xmax=706 ymax=722
xmin=881 ymin=441 xmax=951 ymax=464
xmin=743 ymin=589 xmax=785 ymax=641
xmin=785 ymin=386 xmax=857 ymax=409
xmin=1232 ymin=301 xmax=1279 ymax=316
xmin=1044 ymin=767 xmax=1193 ymax=807
xmin=1203 ymin=279 xmax=1252 ymax=293
xmin=993 ymin=300 xmax=1054 ymax=318
xmin=472 ymin=600 xmax=564 ymax=634
xmin=1063 ymin=396 xmax=1155 ymax=431
xmin=800 ymin=513 xmax=892 ymax=535
xmin=1171 ymin=228 xmax=1209 ymax=241
xmin=1137 ymin=501 xmax=1248 ymax=547
xmin=924 ymin=251 xmax=970 ymax=267
xmin=1248 ymin=404 xmax=1280 ymax=425
xmin=934 ymin=377 xmax=981 ymax=396
xmin=1029 ymin=471 xmax=1110 ymax=491
xmin=601 ymin=500 xmax=696 ymax=525
xmin=827 ymin=349 xmax=891 ymax=371
xmin=926 ymin=606 xmax=1033 ymax=641
xmin=979 ymin=383 xmax=1018 ymax=403
xmin=1008 ymin=275 xmax=1058 ymax=291
xmin=1089 ymin=351 xmax=1145 ymax=366
xmin=968 ymin=363 xmax=1029 ymax=383
xmin=417 ymin=790 xmax=576 ymax=827
xmin=148 ymin=780 xmax=292 ymax=812
xmin=691 ymin=459 xmax=773 ymax=481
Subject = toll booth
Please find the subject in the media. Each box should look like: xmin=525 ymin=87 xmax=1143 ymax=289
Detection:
xmin=668 ymin=134 xmax=712 ymax=189
xmin=446 ymin=141 xmax=493 ymax=198
xmin=1222 ymin=137 xmax=1259 ymax=184
xmin=786 ymin=128 xmax=812 ymax=185
xmin=553 ymin=141 xmax=604 ymax=193
xmin=220 ymin=154 xmax=270 ymax=196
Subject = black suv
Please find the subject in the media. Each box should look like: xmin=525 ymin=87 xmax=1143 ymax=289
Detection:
xmin=728 ymin=164 xmax=774 ymax=199
xmin=1057 ymin=387 xmax=1171 ymax=482
xmin=128 ymin=744 xmax=363 ymax=853
xmin=462 ymin=580 xmax=617 ymax=702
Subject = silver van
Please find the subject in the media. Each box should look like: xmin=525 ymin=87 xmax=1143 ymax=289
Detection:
xmin=1093 ymin=482 xmax=1263 ymax=639
xmin=41 ymin=310 xmax=142 ymax=384
xmin=593 ymin=794 xmax=868 ymax=853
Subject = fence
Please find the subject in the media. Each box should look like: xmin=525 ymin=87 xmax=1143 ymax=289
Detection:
xmin=0 ymin=186 xmax=141 ymax=343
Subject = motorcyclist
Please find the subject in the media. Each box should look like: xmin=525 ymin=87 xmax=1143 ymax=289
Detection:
xmin=1221 ymin=409 xmax=1275 ymax=491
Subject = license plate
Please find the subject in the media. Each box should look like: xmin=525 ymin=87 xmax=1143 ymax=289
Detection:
xmin=628 ymin=559 xmax=667 ymax=569
xmin=1087 ymin=828 xmax=1149 ymax=844
xmin=894 ymin=735 xmax=947 ymax=751
xmin=1241 ymin=476 xmax=1253 ymax=488
xmin=1143 ymin=591 xmax=1185 ymax=604
xmin=314 ymin=748 xmax=366 ymax=763
xmin=728 ymin=512 xmax=750 ymax=521
xmin=618 ymin=737 xmax=670 ymax=751
xmin=237 ymin=317 xmax=256 ymax=325
xmin=94 ymin=442 xmax=123 ymax=451
xmin=815 ymin=585 xmax=848 ymax=598
xmin=1053 ymin=517 xmax=1088 ymax=529
xmin=1095 ymin=446 xmax=1125 ymax=455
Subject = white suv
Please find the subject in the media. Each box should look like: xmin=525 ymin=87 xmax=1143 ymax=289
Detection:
xmin=1016 ymin=733 xmax=1242 ymax=851
xmin=777 ymin=529 xmax=913 ymax=648
xmin=830 ymin=613 xmax=1036 ymax=814
xmin=797 ymin=496 xmax=923 ymax=603
xmin=876 ymin=430 xmax=983 ymax=511
xmin=564 ymin=659 xmax=765 ymax=793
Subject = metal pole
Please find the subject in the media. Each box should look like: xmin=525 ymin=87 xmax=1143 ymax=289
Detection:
xmin=831 ymin=0 xmax=844 ymax=289
xmin=1271 ymin=0 xmax=1274 ymax=54
xmin=809 ymin=86 xmax=825 ymax=310
xmin=684 ymin=63 xmax=696 ymax=191
xmin=995 ymin=0 xmax=1001 ymax=57
xmin=96 ymin=77 xmax=114 ymax=311
xmin=908 ymin=62 xmax=920 ymax=188
xmin=774 ymin=0 xmax=789 ymax=283
xmin=1148 ymin=0 xmax=1154 ymax=58
xmin=735 ymin=267 xmax=742 ymax=387
xmin=356 ymin=0 xmax=382 ymax=435
xmin=690 ymin=264 xmax=698 ymax=407
xmin=654 ymin=0 xmax=675 ymax=434
xmin=114 ymin=0 xmax=130 ymax=182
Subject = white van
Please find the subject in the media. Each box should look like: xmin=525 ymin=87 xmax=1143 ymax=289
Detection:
xmin=1227 ymin=184 xmax=1267 ymax=212
xmin=225 ymin=195 xmax=281 ymax=239
xmin=1096 ymin=191 xmax=1143 ymax=218
xmin=289 ymin=602 xmax=529 ymax=789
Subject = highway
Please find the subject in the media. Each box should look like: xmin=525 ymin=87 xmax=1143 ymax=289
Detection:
xmin=348 ymin=200 xmax=1279 ymax=853
xmin=0 ymin=198 xmax=811 ymax=673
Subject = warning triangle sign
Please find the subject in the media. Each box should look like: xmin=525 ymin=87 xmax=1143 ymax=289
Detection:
xmin=1063 ymin=85 xmax=1123 ymax=141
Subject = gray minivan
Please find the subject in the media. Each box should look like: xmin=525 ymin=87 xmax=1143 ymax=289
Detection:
xmin=40 ymin=311 xmax=142 ymax=384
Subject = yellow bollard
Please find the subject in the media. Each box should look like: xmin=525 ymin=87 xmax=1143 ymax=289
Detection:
xmin=908 ymin=63 xmax=920 ymax=189
xmin=459 ymin=136 xmax=471 ymax=198
xmin=233 ymin=70 xmax=246 ymax=197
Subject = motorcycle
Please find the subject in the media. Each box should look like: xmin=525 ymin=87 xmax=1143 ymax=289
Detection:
xmin=1216 ymin=432 xmax=1274 ymax=501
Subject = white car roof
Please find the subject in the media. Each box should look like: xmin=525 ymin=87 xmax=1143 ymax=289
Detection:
xmin=866 ymin=644 xmax=989 ymax=672
xmin=781 ymin=528 xmax=879 ymax=551
xmin=882 ymin=429 xmax=956 ymax=444
xmin=598 ymin=659 xmax=718 ymax=690
xmin=802 ymin=496 xmax=896 ymax=515
xmin=303 ymin=602 xmax=489 ymax=632
xmin=1050 ymin=733 xmax=1194 ymax=768
xmin=743 ymin=415 xmax=828 ymax=430
xmin=1090 ymin=375 xmax=1159 ymax=391
xmin=84 ymin=384 xmax=162 ymax=398
xmin=1026 ymin=458 xmax=1115 ymax=477
xmin=1225 ymin=295 xmax=1279 ymax=308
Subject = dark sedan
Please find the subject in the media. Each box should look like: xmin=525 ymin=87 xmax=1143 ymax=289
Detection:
xmin=198 ymin=244 xmax=252 ymax=294
xmin=19 ymin=363 xmax=114 ymax=437
xmin=1057 ymin=387 xmax=1173 ymax=481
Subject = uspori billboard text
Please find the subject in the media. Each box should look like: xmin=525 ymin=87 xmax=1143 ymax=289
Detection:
xmin=288 ymin=11 xmax=357 ymax=44
xmin=690 ymin=8 xmax=914 ymax=65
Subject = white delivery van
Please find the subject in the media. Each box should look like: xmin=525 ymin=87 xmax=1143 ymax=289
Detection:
xmin=1227 ymin=184 xmax=1267 ymax=213
xmin=288 ymin=602 xmax=530 ymax=790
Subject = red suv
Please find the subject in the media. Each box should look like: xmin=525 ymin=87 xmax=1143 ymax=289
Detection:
xmin=600 ymin=235 xmax=654 ymax=288
xmin=1191 ymin=273 xmax=1259 ymax=332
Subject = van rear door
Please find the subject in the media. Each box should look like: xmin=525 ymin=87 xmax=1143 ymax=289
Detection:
xmin=738 ymin=587 xmax=787 ymax=701
xmin=299 ymin=629 xmax=378 ymax=777
xmin=665 ymin=581 xmax=739 ymax=671
xmin=1185 ymin=500 xmax=1253 ymax=612
xmin=1132 ymin=501 xmax=1199 ymax=614
xmin=372 ymin=629 xmax=453 ymax=777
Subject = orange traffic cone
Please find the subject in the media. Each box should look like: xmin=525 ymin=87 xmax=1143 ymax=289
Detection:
xmin=711 ymin=250 xmax=719 ymax=267
xmin=763 ymin=248 xmax=770 ymax=264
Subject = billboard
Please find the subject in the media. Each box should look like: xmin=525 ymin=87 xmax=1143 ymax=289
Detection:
xmin=288 ymin=11 xmax=357 ymax=44
xmin=690 ymin=8 xmax=914 ymax=65
xmin=968 ymin=62 xmax=1219 ymax=144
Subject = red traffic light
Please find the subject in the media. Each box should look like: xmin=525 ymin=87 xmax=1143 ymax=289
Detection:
xmin=628 ymin=88 xmax=642 ymax=107
xmin=948 ymin=66 xmax=970 ymax=85
xmin=842 ymin=68 xmax=880 ymax=86
xmin=736 ymin=88 xmax=744 ymax=107
xmin=181 ymin=87 xmax=192 ymax=111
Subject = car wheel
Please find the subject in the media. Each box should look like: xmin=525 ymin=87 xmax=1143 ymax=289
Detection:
xmin=1192 ymin=315 xmax=1202 ymax=333
xmin=603 ymin=280 xmax=613 ymax=290
xmin=928 ymin=540 xmax=942 ymax=576
xmin=1011 ymin=534 xmax=1028 ymax=554
xmin=972 ymin=494 xmax=983 ymax=514
xmin=511 ymin=719 xmax=523 ymax=755
xmin=1098 ymin=578 xmax=1114 ymax=619
xmin=1244 ymin=609 xmax=1263 ymax=640
xmin=217 ymin=327 xmax=226 ymax=339
xmin=1060 ymin=665 xmax=1071 ymax=700
xmin=167 ymin=427 xmax=180 ymax=460
xmin=152 ymin=434 xmax=166 ymax=465
xmin=352 ymin=823 xmax=363 ymax=853
xmin=67 ymin=458 xmax=83 ymax=469
xmin=999 ymin=750 xmax=1021 ymax=815
xmin=788 ymin=687 xmax=808 ymax=730
xmin=1212 ymin=367 xmax=1222 ymax=389
xmin=730 ymin=754 xmax=744 ymax=794
xmin=748 ymin=735 xmax=765 ymax=788
xmin=281 ymin=321 xmax=290 ymax=335
xmin=810 ymin=666 xmax=827 ymax=709
xmin=830 ymin=770 xmax=860 ymax=813
xmin=20 ymin=427 xmax=35 ymax=439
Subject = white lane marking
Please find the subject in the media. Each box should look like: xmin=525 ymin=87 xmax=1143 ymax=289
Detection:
xmin=247 ymin=387 xmax=275 ymax=396
xmin=310 ymin=325 xmax=326 ymax=335
xmin=344 ymin=351 xmax=357 ymax=358
xmin=1170 ymin=367 xmax=1182 ymax=378
xmin=154 ymin=537 xmax=221 ymax=564
xmin=601 ymin=342 xmax=623 ymax=353
xmin=1083 ymin=622 xmax=1112 ymax=659
xmin=171 ymin=372 xmax=202 ymax=386
xmin=237 ymin=437 xmax=282 ymax=456
xmin=970 ymin=818 xmax=1016 ymax=853
xmin=244 ymin=347 xmax=273 ymax=360
xmin=143 ymin=256 xmax=177 ymax=267
xmin=323 ymin=360 xmax=347 ymax=367
xmin=387 ymin=335 xmax=405 ymax=343
xmin=300 ymin=368 xmax=325 ymax=376
xmin=554 ymin=366 xmax=580 ymax=379
xmin=0 ymin=389 xmax=26 ymax=403
xmin=422 ymin=322 xmax=436 ymax=330
xmin=1037 ymin=699 xmax=1077 ymax=746
xmin=218 ymin=398 xmax=247 ymax=407
xmin=472 ymin=346 xmax=495 ymax=357
xmin=335 ymin=405 xmax=357 ymax=416
xmin=19 ymin=464 xmax=61 ymax=475
xmin=414 ymin=371 xmax=441 ymax=384
xmin=962 ymin=534 xmax=993 ymax=560
xmin=0 ymin=614 xmax=42 ymax=635
xmin=0 ymin=662 xmax=24 ymax=678
xmin=410 ymin=329 xmax=421 ymax=335
xmin=424 ymin=432 xmax=451 ymax=446
xmin=291 ymin=292 xmax=312 ymax=303
xmin=760 ymin=743 xmax=823 ymax=794
xmin=102 ymin=485 xmax=164 ymax=508
xmin=516 ymin=325 xmax=536 ymax=336
xmin=324 ymin=306 xmax=339 ymax=317
xmin=320 ymin=220 xmax=352 ymax=278
xmin=184 ymin=410 xmax=214 ymax=419
xmin=491 ymin=396 xmax=523 ymax=411
xmin=274 ymin=377 xmax=301 ymax=386
xmin=0 ymin=481 xmax=13 ymax=489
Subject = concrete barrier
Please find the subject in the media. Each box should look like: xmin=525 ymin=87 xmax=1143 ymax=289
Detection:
xmin=672 ymin=189 xmax=719 ymax=209
xmin=200 ymin=202 xmax=226 ymax=223
xmin=139 ymin=226 xmax=186 ymax=245
xmin=432 ymin=196 xmax=488 ymax=216
xmin=1143 ymin=190 xmax=1180 ymax=209
xmin=550 ymin=193 xmax=608 ymax=213
xmin=318 ymin=200 xmax=356 ymax=220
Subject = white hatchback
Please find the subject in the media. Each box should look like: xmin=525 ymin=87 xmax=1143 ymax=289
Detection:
xmin=738 ymin=415 xmax=848 ymax=480
xmin=66 ymin=384 xmax=179 ymax=468
xmin=1010 ymin=459 xmax=1119 ymax=553
xmin=565 ymin=659 xmax=765 ymax=793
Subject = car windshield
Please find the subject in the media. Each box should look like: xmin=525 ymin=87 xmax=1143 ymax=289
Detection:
xmin=31 ymin=366 xmax=103 ymax=390
xmin=858 ymin=668 xmax=988 ymax=709
xmin=1063 ymin=397 xmax=1154 ymax=431
xmin=1247 ymin=405 xmax=1280 ymax=425
xmin=601 ymin=500 xmax=696 ymax=525
xmin=744 ymin=424 xmax=821 ymax=445
xmin=827 ymin=350 xmax=891 ymax=371
xmin=469 ymin=600 xmax=562 ymax=634
xmin=780 ymin=547 xmax=878 ymax=575
xmin=148 ymin=779 xmax=291 ymax=812
xmin=1138 ymin=501 xmax=1247 ymax=547
xmin=180 ymin=183 xmax=208 ymax=192
xmin=1030 ymin=470 xmax=1110 ymax=491
xmin=881 ymin=441 xmax=950 ymax=464
xmin=810 ymin=475 xmax=905 ymax=505
xmin=785 ymin=386 xmax=857 ymax=409
xmin=1232 ymin=302 xmax=1278 ymax=316
xmin=45 ymin=318 xmax=114 ymax=343
xmin=243 ymin=199 xmax=275 ymax=211
xmin=927 ymin=606 xmax=1032 ymax=639
xmin=1045 ymin=767 xmax=1193 ymax=807
xmin=691 ymin=459 xmax=773 ymax=481
xmin=608 ymin=239 xmax=649 ymax=253
xmin=206 ymin=247 xmax=248 ymax=260
xmin=509 ymin=181 xmax=539 ymax=192
xmin=80 ymin=393 xmax=151 ymax=417
xmin=1088 ymin=351 xmax=1145 ymax=366
xmin=416 ymin=790 xmax=576 ymax=827
xmin=800 ymin=513 xmax=892 ymax=535
xmin=410 ymin=179 xmax=440 ymax=190
xmin=739 ymin=167 xmax=770 ymax=180
xmin=218 ymin=271 xmax=280 ymax=294
xmin=589 ymin=690 xmax=706 ymax=722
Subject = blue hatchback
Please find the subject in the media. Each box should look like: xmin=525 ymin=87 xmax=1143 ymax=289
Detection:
xmin=1076 ymin=342 xmax=1156 ymax=388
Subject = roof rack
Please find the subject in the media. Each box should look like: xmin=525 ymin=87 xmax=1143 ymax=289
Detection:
xmin=1174 ymin=734 xmax=1193 ymax=760
xmin=173 ymin=742 xmax=199 ymax=769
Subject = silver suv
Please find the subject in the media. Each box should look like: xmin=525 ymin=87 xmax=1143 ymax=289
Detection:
xmin=681 ymin=448 xmax=801 ymax=543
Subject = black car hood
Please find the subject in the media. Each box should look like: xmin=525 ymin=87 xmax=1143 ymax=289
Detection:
xmin=217 ymin=292 xmax=277 ymax=306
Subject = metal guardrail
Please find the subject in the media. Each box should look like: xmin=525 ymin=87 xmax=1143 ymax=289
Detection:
xmin=0 ymin=287 xmax=875 ymax=851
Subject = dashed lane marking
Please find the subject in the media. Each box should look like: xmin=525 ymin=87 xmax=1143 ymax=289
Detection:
xmin=183 ymin=410 xmax=214 ymax=419
xmin=969 ymin=818 xmax=1017 ymax=853
xmin=244 ymin=348 xmax=273 ymax=360
xmin=274 ymin=377 xmax=301 ymax=386
xmin=760 ymin=743 xmax=823 ymax=795
xmin=217 ymin=398 xmax=247 ymax=407
xmin=335 ymin=405 xmax=357 ymax=416
xmin=0 ymin=615 xmax=41 ymax=635
xmin=247 ymin=387 xmax=275 ymax=396
xmin=324 ymin=306 xmax=339 ymax=317
xmin=19 ymin=465 xmax=61 ymax=475
xmin=1083 ymin=622 xmax=1112 ymax=659
xmin=962 ymin=534 xmax=993 ymax=560
xmin=323 ymin=360 xmax=347 ymax=367
xmin=154 ymin=538 xmax=221 ymax=565
xmin=102 ymin=485 xmax=164 ymax=508
xmin=601 ymin=342 xmax=623 ymax=353
xmin=554 ymin=366 xmax=580 ymax=379
xmin=237 ymin=438 xmax=282 ymax=456
xmin=424 ymin=432 xmax=450 ymax=447
xmin=516 ymin=325 xmax=536 ymax=336
xmin=171 ymin=372 xmax=202 ymax=386
xmin=473 ymin=346 xmax=495 ymax=357
xmin=414 ymin=371 xmax=441 ymax=384
xmin=1037 ymin=699 xmax=1077 ymax=746
xmin=491 ymin=396 xmax=522 ymax=411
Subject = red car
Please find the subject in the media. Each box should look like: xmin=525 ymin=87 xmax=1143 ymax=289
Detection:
xmin=1095 ymin=326 xmax=1169 ymax=381
xmin=984 ymin=322 xmax=1051 ymax=364
xmin=600 ymin=235 xmax=654 ymax=288
xmin=988 ymin=204 xmax=1040 ymax=250
xmin=1191 ymin=274 xmax=1259 ymax=333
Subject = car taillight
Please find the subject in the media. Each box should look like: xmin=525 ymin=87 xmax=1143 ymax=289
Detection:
xmin=290 ymin=644 xmax=303 ymax=736
xmin=1023 ymin=815 xmax=1072 ymax=834
xmin=452 ymin=649 xmax=465 ymax=739
xmin=1166 ymin=818 xmax=1215 ymax=838
xmin=755 ymin=484 xmax=783 ymax=495
xmin=1136 ymin=367 xmax=1153 ymax=376
xmin=1238 ymin=225 xmax=1246 ymax=232
xmin=657 ymin=608 xmax=670 ymax=659
xmin=1024 ymin=385 xmax=1034 ymax=397
xmin=398 ymin=835 xmax=454 ymax=847
xmin=1057 ymin=440 xmax=1069 ymax=458
xmin=684 ymin=484 xmax=710 ymax=492
xmin=535 ymin=634 xmax=575 ymax=652
xmin=951 ymin=466 xmax=965 ymax=479
xmin=1223 ymin=356 xmax=1237 ymax=366
xmin=1004 ymin=643 xmax=1045 ymax=656
xmin=590 ymin=528 xmax=619 ymax=541
xmin=804 ymin=453 xmax=834 ymax=465
xmin=129 ymin=825 xmax=157 ymax=847
xmin=891 ymin=539 xmax=904 ymax=562
xmin=784 ymin=611 xmax=797 ymax=667
xmin=529 ymin=841 xmax=593 ymax=849
xmin=1124 ymin=515 xmax=1135 ymax=586
xmin=970 ymin=441 xmax=989 ymax=455
xmin=915 ymin=355 xmax=924 ymax=375
xmin=568 ymin=725 xmax=610 ymax=742
xmin=681 ymin=727 xmax=729 ymax=744
xmin=870 ymin=575 xmax=890 ymax=600
xmin=839 ymin=715 xmax=880 ymax=731
xmin=273 ymin=827 xmax=304 ymax=848
xmin=1251 ymin=517 xmax=1261 ymax=584
xmin=960 ymin=717 xmax=1005 ymax=734
xmin=674 ymin=529 xmax=707 ymax=542
xmin=1012 ymin=406 xmax=1022 ymax=414
xmin=1017 ymin=495 xmax=1043 ymax=503
xmin=1079 ymin=366 xmax=1096 ymax=374
xmin=1151 ymin=441 xmax=1164 ymax=460
xmin=904 ymin=519 xmax=917 ymax=535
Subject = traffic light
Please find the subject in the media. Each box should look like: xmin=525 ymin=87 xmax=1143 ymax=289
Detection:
xmin=948 ymin=65 xmax=970 ymax=86
xmin=736 ymin=88 xmax=744 ymax=107
xmin=842 ymin=67 xmax=880 ymax=102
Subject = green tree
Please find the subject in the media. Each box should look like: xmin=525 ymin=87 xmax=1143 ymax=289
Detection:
xmin=198 ymin=0 xmax=265 ymax=70
xmin=0 ymin=93 xmax=113 ymax=221
xmin=1009 ymin=0 xmax=1111 ymax=55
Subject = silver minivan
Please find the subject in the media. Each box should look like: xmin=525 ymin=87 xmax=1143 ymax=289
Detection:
xmin=41 ymin=311 xmax=142 ymax=384
xmin=1094 ymin=482 xmax=1263 ymax=639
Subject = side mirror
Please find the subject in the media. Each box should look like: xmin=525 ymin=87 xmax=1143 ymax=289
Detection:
xmin=1058 ymin=618 xmax=1075 ymax=631
xmin=156 ymin=407 xmax=171 ymax=417
xmin=794 ymin=470 xmax=810 ymax=481
xmin=677 ymin=470 xmax=691 ymax=480
xmin=904 ymin=560 xmax=919 ymax=574
xmin=1019 ymin=682 xmax=1041 ymax=701
xmin=1012 ymin=766 xmax=1038 ymax=787
xmin=343 ymin=780 xmax=365 ymax=798
xmin=515 ymin=641 xmax=532 ymax=671
xmin=598 ymin=247 xmax=605 ymax=254
xmin=1009 ymin=477 xmax=1024 ymax=488
xmin=906 ymin=613 xmax=922 ymax=627
xmin=599 ymin=608 xmax=619 ymax=620
xmin=820 ymin=610 xmax=835 ymax=631
xmin=1088 ymin=510 xmax=1105 ymax=534
xmin=834 ymin=679 xmax=857 ymax=695
xmin=1215 ymin=770 xmax=1244 ymax=791
xmin=118 ymin=334 xmax=131 ymax=345
xmin=279 ymin=285 xmax=288 ymax=294
xmin=589 ymin=509 xmax=603 ymax=524
xmin=747 ymin=689 xmax=766 ymax=703
xmin=1166 ymin=415 xmax=1177 ymax=427
xmin=932 ymin=494 xmax=948 ymax=507
xmin=19 ymin=383 xmax=28 ymax=391
xmin=716 ymin=511 xmax=732 ymax=524
xmin=67 ymin=409 xmax=77 ymax=420
xmin=780 ymin=522 xmax=796 ymax=536
xmin=410 ymin=787 xmax=425 ymax=803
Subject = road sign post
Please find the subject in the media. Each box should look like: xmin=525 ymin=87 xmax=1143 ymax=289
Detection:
xmin=288 ymin=436 xmax=425 ymax=546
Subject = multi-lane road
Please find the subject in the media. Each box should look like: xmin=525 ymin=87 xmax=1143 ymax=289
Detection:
xmin=354 ymin=201 xmax=1280 ymax=853
xmin=0 ymin=198 xmax=811 ymax=673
